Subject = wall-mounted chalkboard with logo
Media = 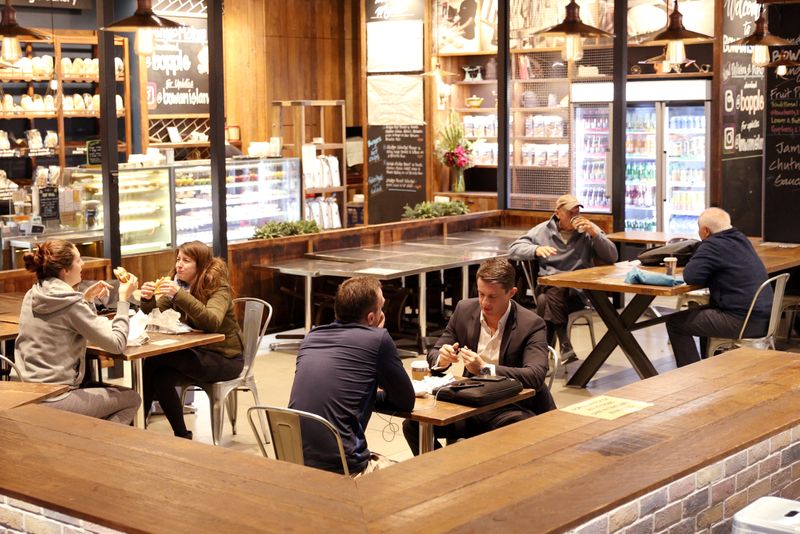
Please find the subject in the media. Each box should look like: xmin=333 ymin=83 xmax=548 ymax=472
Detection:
xmin=366 ymin=124 xmax=426 ymax=224
xmin=763 ymin=47 xmax=800 ymax=243
xmin=144 ymin=16 xmax=209 ymax=117
xmin=719 ymin=0 xmax=765 ymax=236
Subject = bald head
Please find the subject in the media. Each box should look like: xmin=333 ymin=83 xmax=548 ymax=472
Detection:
xmin=698 ymin=207 xmax=732 ymax=239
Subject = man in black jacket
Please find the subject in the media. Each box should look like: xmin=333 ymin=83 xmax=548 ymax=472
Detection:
xmin=402 ymin=258 xmax=556 ymax=455
xmin=289 ymin=276 xmax=415 ymax=476
xmin=666 ymin=207 xmax=772 ymax=367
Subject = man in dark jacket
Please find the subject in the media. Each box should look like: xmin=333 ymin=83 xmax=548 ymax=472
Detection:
xmin=289 ymin=276 xmax=415 ymax=476
xmin=666 ymin=207 xmax=772 ymax=367
xmin=402 ymin=258 xmax=556 ymax=456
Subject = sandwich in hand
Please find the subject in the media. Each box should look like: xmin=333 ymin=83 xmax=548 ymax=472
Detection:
xmin=153 ymin=276 xmax=172 ymax=296
xmin=113 ymin=266 xmax=131 ymax=283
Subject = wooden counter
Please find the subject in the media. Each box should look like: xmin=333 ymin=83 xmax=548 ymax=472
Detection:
xmin=0 ymin=348 xmax=798 ymax=533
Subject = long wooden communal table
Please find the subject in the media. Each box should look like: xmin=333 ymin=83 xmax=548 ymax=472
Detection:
xmin=379 ymin=388 xmax=535 ymax=454
xmin=86 ymin=331 xmax=225 ymax=428
xmin=0 ymin=382 xmax=68 ymax=410
xmin=538 ymin=264 xmax=700 ymax=387
xmin=0 ymin=348 xmax=798 ymax=533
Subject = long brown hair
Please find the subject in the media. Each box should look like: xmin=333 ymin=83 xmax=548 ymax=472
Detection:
xmin=170 ymin=241 xmax=231 ymax=304
xmin=23 ymin=240 xmax=77 ymax=282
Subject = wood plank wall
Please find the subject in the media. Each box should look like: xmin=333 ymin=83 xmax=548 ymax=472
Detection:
xmin=222 ymin=0 xmax=361 ymax=149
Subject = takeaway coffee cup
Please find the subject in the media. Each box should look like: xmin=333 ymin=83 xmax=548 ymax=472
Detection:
xmin=570 ymin=216 xmax=586 ymax=233
xmin=664 ymin=257 xmax=678 ymax=276
xmin=411 ymin=360 xmax=429 ymax=381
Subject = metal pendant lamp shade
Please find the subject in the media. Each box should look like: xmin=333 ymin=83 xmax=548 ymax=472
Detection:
xmin=534 ymin=0 xmax=614 ymax=38
xmin=730 ymin=6 xmax=791 ymax=67
xmin=642 ymin=0 xmax=712 ymax=45
xmin=767 ymin=50 xmax=800 ymax=76
xmin=102 ymin=0 xmax=183 ymax=32
xmin=0 ymin=0 xmax=50 ymax=40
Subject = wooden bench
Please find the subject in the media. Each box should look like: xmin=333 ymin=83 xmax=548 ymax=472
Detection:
xmin=0 ymin=347 xmax=797 ymax=532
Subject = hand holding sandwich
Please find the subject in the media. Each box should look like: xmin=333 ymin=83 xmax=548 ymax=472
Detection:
xmin=112 ymin=266 xmax=139 ymax=301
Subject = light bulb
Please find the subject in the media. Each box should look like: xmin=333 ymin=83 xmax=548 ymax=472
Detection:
xmin=665 ymin=40 xmax=686 ymax=65
xmin=1 ymin=37 xmax=21 ymax=63
xmin=562 ymin=34 xmax=584 ymax=62
xmin=776 ymin=64 xmax=787 ymax=77
xmin=135 ymin=28 xmax=155 ymax=57
xmin=49 ymin=79 xmax=57 ymax=91
xmin=751 ymin=45 xmax=770 ymax=67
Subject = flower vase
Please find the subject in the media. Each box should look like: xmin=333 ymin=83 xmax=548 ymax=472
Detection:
xmin=450 ymin=167 xmax=465 ymax=193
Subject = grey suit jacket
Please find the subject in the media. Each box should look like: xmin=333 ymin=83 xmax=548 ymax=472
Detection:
xmin=428 ymin=298 xmax=556 ymax=414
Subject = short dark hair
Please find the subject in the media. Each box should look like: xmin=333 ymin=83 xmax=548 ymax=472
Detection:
xmin=335 ymin=277 xmax=382 ymax=323
xmin=476 ymin=258 xmax=516 ymax=291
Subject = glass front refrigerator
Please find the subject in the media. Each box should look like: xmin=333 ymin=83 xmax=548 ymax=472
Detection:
xmin=664 ymin=104 xmax=708 ymax=234
xmin=573 ymin=104 xmax=612 ymax=213
xmin=624 ymin=105 xmax=658 ymax=231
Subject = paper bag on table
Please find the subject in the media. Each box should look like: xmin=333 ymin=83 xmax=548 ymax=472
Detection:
xmin=145 ymin=308 xmax=193 ymax=334
xmin=127 ymin=310 xmax=150 ymax=347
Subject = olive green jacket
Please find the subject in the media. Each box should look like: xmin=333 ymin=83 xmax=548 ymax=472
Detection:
xmin=140 ymin=283 xmax=243 ymax=358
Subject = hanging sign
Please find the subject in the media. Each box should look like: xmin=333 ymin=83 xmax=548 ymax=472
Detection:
xmin=145 ymin=16 xmax=209 ymax=116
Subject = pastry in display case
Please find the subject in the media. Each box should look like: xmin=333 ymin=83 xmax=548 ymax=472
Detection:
xmin=173 ymin=157 xmax=301 ymax=244
xmin=64 ymin=165 xmax=173 ymax=255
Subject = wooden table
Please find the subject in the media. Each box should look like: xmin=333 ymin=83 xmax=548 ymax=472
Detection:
xmin=539 ymin=264 xmax=700 ymax=388
xmin=0 ymin=382 xmax=68 ymax=410
xmin=86 ymin=331 xmax=225 ymax=428
xmin=381 ymin=388 xmax=535 ymax=454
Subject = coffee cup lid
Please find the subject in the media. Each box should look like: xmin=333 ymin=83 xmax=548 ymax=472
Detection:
xmin=411 ymin=360 xmax=428 ymax=369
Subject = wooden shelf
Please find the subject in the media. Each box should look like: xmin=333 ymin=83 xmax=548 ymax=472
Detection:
xmin=453 ymin=80 xmax=497 ymax=86
xmin=627 ymin=72 xmax=712 ymax=80
xmin=514 ymin=77 xmax=570 ymax=84
xmin=511 ymin=107 xmax=569 ymax=113
xmin=454 ymin=107 xmax=498 ymax=113
xmin=438 ymin=50 xmax=497 ymax=57
xmin=305 ymin=186 xmax=346 ymax=194
xmin=0 ymin=112 xmax=57 ymax=119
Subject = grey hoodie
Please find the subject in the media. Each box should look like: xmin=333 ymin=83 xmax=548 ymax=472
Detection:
xmin=17 ymin=278 xmax=130 ymax=395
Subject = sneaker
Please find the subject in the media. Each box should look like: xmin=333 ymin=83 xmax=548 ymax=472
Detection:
xmin=560 ymin=350 xmax=579 ymax=365
xmin=175 ymin=430 xmax=193 ymax=440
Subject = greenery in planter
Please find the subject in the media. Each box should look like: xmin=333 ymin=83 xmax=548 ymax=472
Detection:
xmin=253 ymin=220 xmax=321 ymax=239
xmin=402 ymin=200 xmax=470 ymax=220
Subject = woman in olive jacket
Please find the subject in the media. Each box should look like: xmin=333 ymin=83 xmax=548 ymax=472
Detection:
xmin=140 ymin=241 xmax=243 ymax=439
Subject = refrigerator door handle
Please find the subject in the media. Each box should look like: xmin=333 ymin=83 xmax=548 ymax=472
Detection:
xmin=605 ymin=102 xmax=613 ymax=200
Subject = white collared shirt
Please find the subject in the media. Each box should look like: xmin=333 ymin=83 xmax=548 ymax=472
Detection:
xmin=477 ymin=301 xmax=512 ymax=374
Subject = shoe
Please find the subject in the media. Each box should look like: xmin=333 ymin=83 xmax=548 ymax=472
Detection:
xmin=560 ymin=350 xmax=579 ymax=365
xmin=175 ymin=430 xmax=193 ymax=440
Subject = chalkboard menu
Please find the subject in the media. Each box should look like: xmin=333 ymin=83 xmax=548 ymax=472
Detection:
xmin=763 ymin=49 xmax=800 ymax=243
xmin=39 ymin=186 xmax=59 ymax=222
xmin=12 ymin=0 xmax=91 ymax=10
xmin=719 ymin=0 xmax=765 ymax=236
xmin=86 ymin=140 xmax=102 ymax=166
xmin=367 ymin=124 xmax=426 ymax=224
xmin=144 ymin=16 xmax=209 ymax=116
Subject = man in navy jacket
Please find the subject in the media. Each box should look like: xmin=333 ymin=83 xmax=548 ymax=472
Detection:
xmin=666 ymin=207 xmax=772 ymax=367
xmin=289 ymin=276 xmax=415 ymax=476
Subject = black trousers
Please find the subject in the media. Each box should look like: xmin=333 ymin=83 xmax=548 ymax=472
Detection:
xmin=535 ymin=285 xmax=587 ymax=347
xmin=402 ymin=405 xmax=533 ymax=456
xmin=143 ymin=348 xmax=243 ymax=435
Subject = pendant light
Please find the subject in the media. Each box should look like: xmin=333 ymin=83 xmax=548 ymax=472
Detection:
xmin=0 ymin=0 xmax=50 ymax=63
xmin=533 ymin=0 xmax=613 ymax=62
xmin=642 ymin=0 xmax=712 ymax=65
xmin=102 ymin=0 xmax=183 ymax=57
xmin=766 ymin=50 xmax=800 ymax=77
xmin=730 ymin=5 xmax=791 ymax=67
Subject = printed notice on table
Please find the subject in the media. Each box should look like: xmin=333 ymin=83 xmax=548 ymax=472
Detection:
xmin=561 ymin=395 xmax=653 ymax=420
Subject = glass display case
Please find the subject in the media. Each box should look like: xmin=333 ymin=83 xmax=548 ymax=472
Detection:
xmin=173 ymin=157 xmax=301 ymax=244
xmin=65 ymin=165 xmax=173 ymax=255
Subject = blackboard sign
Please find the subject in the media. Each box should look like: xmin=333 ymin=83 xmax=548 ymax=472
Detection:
xmin=144 ymin=16 xmax=209 ymax=116
xmin=719 ymin=0 xmax=765 ymax=235
xmin=39 ymin=186 xmax=59 ymax=221
xmin=365 ymin=0 xmax=424 ymax=21
xmin=367 ymin=124 xmax=426 ymax=224
xmin=86 ymin=140 xmax=102 ymax=165
xmin=12 ymin=0 xmax=91 ymax=10
xmin=763 ymin=48 xmax=800 ymax=243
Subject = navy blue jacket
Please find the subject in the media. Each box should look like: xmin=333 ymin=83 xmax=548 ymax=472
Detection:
xmin=289 ymin=321 xmax=415 ymax=475
xmin=683 ymin=228 xmax=772 ymax=321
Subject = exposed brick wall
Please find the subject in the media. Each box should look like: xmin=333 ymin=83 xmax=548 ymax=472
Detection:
xmin=571 ymin=425 xmax=800 ymax=534
xmin=0 ymin=495 xmax=122 ymax=534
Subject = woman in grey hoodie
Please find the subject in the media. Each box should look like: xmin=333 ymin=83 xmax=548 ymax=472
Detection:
xmin=16 ymin=240 xmax=141 ymax=424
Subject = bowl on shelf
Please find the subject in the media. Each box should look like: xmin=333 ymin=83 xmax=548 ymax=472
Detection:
xmin=465 ymin=95 xmax=484 ymax=108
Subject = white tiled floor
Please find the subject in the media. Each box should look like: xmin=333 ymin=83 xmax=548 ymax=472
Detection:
xmin=139 ymin=296 xmax=799 ymax=464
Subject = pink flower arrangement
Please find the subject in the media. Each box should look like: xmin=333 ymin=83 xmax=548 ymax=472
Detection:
xmin=442 ymin=144 xmax=472 ymax=169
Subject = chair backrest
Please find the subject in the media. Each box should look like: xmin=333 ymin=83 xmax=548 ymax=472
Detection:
xmin=0 ymin=354 xmax=22 ymax=381
xmin=232 ymin=297 xmax=272 ymax=380
xmin=547 ymin=345 xmax=558 ymax=389
xmin=247 ymin=405 xmax=350 ymax=476
xmin=737 ymin=273 xmax=790 ymax=341
xmin=519 ymin=259 xmax=538 ymax=306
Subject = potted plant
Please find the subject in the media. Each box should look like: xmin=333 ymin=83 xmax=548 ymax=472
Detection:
xmin=435 ymin=111 xmax=474 ymax=193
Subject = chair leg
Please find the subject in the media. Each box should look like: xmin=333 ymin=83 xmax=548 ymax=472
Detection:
xmin=250 ymin=387 xmax=270 ymax=445
xmin=226 ymin=392 xmax=238 ymax=435
xmin=587 ymin=319 xmax=596 ymax=348
xmin=210 ymin=393 xmax=226 ymax=446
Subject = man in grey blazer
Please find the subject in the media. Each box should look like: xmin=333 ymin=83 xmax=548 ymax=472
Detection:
xmin=402 ymin=258 xmax=556 ymax=456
